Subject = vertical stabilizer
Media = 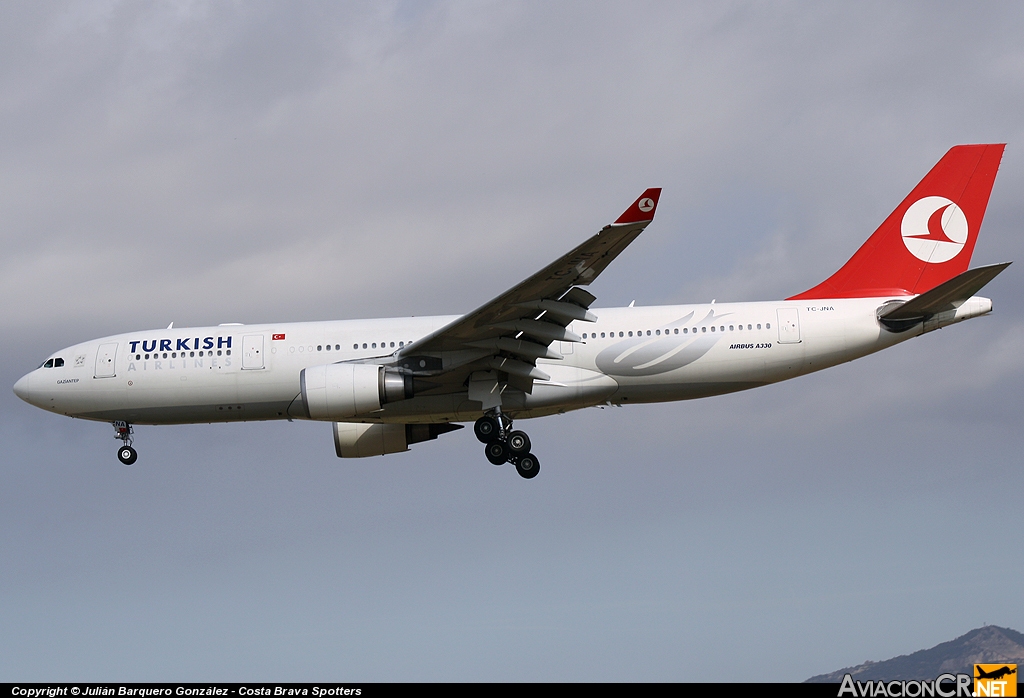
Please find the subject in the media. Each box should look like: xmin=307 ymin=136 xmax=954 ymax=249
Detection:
xmin=789 ymin=144 xmax=1005 ymax=300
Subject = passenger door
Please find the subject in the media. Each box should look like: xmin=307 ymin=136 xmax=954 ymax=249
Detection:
xmin=94 ymin=342 xmax=118 ymax=378
xmin=242 ymin=334 xmax=265 ymax=370
xmin=776 ymin=308 xmax=801 ymax=344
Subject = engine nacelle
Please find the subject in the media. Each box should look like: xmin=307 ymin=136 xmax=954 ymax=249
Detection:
xmin=333 ymin=422 xmax=464 ymax=458
xmin=300 ymin=363 xmax=411 ymax=421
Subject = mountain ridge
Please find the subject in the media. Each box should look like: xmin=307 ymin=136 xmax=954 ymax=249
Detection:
xmin=806 ymin=625 xmax=1024 ymax=682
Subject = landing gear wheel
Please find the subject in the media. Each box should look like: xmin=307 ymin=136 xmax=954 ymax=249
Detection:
xmin=118 ymin=446 xmax=138 ymax=466
xmin=515 ymin=453 xmax=540 ymax=479
xmin=475 ymin=416 xmax=501 ymax=443
xmin=506 ymin=430 xmax=531 ymax=455
xmin=485 ymin=441 xmax=509 ymax=465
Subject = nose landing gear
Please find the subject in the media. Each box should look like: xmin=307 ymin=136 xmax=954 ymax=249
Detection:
xmin=113 ymin=421 xmax=137 ymax=465
xmin=474 ymin=410 xmax=541 ymax=479
xmin=118 ymin=446 xmax=138 ymax=466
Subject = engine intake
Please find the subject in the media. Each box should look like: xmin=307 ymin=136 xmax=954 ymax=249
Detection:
xmin=300 ymin=363 xmax=412 ymax=421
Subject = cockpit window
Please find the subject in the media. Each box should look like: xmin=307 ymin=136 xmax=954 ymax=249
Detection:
xmin=43 ymin=359 xmax=54 ymax=368
xmin=54 ymin=358 xmax=64 ymax=367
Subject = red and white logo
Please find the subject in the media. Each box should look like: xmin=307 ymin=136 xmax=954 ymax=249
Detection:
xmin=638 ymin=197 xmax=655 ymax=213
xmin=901 ymin=196 xmax=969 ymax=264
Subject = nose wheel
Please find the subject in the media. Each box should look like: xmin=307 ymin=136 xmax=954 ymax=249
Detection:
xmin=118 ymin=445 xmax=138 ymax=465
xmin=475 ymin=412 xmax=541 ymax=479
xmin=112 ymin=421 xmax=137 ymax=466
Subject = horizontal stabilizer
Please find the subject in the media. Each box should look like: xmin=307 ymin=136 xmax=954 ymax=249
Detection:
xmin=880 ymin=262 xmax=1011 ymax=321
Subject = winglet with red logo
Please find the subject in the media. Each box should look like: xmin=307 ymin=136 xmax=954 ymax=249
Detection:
xmin=614 ymin=188 xmax=662 ymax=225
xmin=789 ymin=144 xmax=1005 ymax=300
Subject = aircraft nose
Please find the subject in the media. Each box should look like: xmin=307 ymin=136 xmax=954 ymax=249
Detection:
xmin=13 ymin=373 xmax=32 ymax=403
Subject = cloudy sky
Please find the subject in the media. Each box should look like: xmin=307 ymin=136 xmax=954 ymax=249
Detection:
xmin=2 ymin=1 xmax=1023 ymax=682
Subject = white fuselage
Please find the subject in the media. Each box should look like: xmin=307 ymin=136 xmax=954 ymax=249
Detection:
xmin=14 ymin=296 xmax=992 ymax=426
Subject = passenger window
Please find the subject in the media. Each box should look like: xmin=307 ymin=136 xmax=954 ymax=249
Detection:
xmin=656 ymin=330 xmax=661 ymax=335
xmin=628 ymin=331 xmax=633 ymax=337
xmin=766 ymin=323 xmax=771 ymax=329
xmin=729 ymin=325 xmax=734 ymax=331
xmin=317 ymin=345 xmax=322 ymax=351
xmin=646 ymin=330 xmax=651 ymax=336
xmin=390 ymin=342 xmax=395 ymax=348
xmin=702 ymin=327 xmax=707 ymax=333
xmin=190 ymin=352 xmax=195 ymax=357
xmin=674 ymin=328 xmax=679 ymax=334
xmin=683 ymin=328 xmax=688 ymax=334
xmin=757 ymin=324 xmax=761 ymax=329
xmin=372 ymin=343 xmax=377 ymax=349
xmin=136 ymin=354 xmax=141 ymax=360
xmin=362 ymin=343 xmax=367 ymax=349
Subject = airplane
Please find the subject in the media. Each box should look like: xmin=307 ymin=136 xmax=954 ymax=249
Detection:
xmin=13 ymin=144 xmax=1009 ymax=479
xmin=975 ymin=666 xmax=1017 ymax=681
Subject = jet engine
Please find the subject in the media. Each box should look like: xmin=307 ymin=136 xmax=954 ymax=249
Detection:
xmin=333 ymin=422 xmax=463 ymax=458
xmin=300 ymin=363 xmax=412 ymax=420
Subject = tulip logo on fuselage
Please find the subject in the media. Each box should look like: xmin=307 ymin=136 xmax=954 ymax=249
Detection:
xmin=901 ymin=196 xmax=969 ymax=264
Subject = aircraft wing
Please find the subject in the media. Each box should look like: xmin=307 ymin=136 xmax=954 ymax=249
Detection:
xmin=391 ymin=188 xmax=661 ymax=392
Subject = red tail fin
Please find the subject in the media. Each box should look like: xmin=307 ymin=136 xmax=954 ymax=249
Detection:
xmin=789 ymin=144 xmax=1005 ymax=300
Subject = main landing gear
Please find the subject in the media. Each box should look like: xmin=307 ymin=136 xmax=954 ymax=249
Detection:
xmin=113 ymin=421 xmax=137 ymax=466
xmin=474 ymin=411 xmax=540 ymax=479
